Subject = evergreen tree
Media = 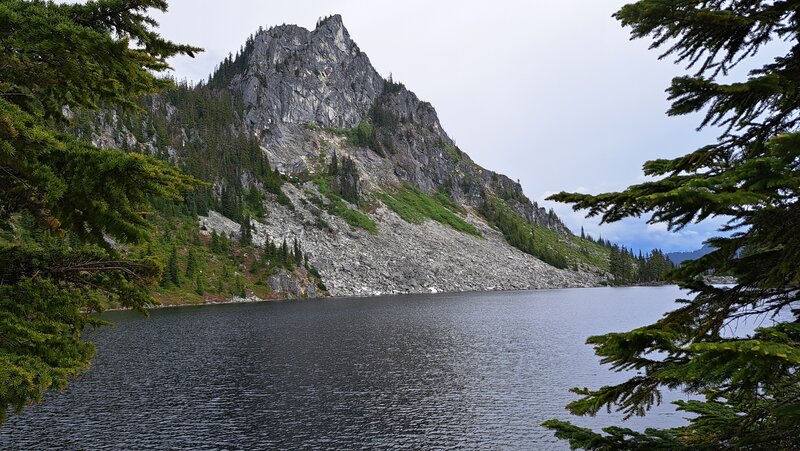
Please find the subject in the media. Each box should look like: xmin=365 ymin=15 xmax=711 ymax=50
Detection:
xmin=185 ymin=248 xmax=197 ymax=277
xmin=263 ymin=236 xmax=274 ymax=262
xmin=220 ymin=185 xmax=242 ymax=222
xmin=546 ymin=1 xmax=800 ymax=448
xmin=281 ymin=238 xmax=289 ymax=267
xmin=328 ymin=150 xmax=340 ymax=176
xmin=210 ymin=230 xmax=221 ymax=253
xmin=219 ymin=232 xmax=230 ymax=253
xmin=608 ymin=245 xmax=623 ymax=282
xmin=0 ymin=0 xmax=200 ymax=421
xmin=239 ymin=215 xmax=252 ymax=245
xmin=293 ymin=238 xmax=302 ymax=264
xmin=338 ymin=156 xmax=360 ymax=203
xmin=167 ymin=247 xmax=180 ymax=286
xmin=244 ymin=185 xmax=265 ymax=217
xmin=234 ymin=275 xmax=246 ymax=297
xmin=194 ymin=274 xmax=205 ymax=296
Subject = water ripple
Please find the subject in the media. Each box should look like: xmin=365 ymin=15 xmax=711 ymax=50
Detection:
xmin=1 ymin=287 xmax=689 ymax=450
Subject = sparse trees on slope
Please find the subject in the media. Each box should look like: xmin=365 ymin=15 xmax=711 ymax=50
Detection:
xmin=0 ymin=0 xmax=200 ymax=423
xmin=545 ymin=1 xmax=800 ymax=448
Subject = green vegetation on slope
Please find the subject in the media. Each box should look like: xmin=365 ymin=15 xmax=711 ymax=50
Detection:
xmin=129 ymin=202 xmax=324 ymax=306
xmin=325 ymin=122 xmax=380 ymax=153
xmin=375 ymin=184 xmax=481 ymax=237
xmin=479 ymin=197 xmax=608 ymax=270
xmin=311 ymin=176 xmax=378 ymax=234
xmin=71 ymin=65 xmax=293 ymax=222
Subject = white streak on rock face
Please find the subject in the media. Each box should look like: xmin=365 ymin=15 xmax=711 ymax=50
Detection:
xmin=333 ymin=26 xmax=347 ymax=52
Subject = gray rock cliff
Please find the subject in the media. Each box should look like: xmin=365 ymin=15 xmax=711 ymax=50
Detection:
xmin=231 ymin=15 xmax=569 ymax=233
xmin=231 ymin=15 xmax=384 ymax=131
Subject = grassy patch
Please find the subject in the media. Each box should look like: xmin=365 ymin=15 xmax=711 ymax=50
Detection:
xmin=480 ymin=197 xmax=609 ymax=270
xmin=445 ymin=145 xmax=462 ymax=162
xmin=530 ymin=223 xmax=610 ymax=271
xmin=324 ymin=122 xmax=383 ymax=155
xmin=325 ymin=123 xmax=377 ymax=148
xmin=313 ymin=177 xmax=378 ymax=234
xmin=376 ymin=184 xmax=480 ymax=237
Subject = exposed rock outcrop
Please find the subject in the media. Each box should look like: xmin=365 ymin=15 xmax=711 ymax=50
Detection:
xmin=231 ymin=15 xmax=384 ymax=131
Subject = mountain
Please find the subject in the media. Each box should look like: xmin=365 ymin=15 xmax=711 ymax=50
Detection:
xmin=78 ymin=15 xmax=613 ymax=299
xmin=666 ymin=245 xmax=714 ymax=266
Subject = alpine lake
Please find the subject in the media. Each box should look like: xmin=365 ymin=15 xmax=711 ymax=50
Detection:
xmin=1 ymin=286 xmax=697 ymax=450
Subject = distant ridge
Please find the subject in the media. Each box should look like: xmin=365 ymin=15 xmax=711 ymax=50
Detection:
xmin=666 ymin=245 xmax=714 ymax=266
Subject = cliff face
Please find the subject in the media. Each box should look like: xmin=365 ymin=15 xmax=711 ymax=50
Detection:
xmin=231 ymin=15 xmax=384 ymax=130
xmin=231 ymin=15 xmax=568 ymax=233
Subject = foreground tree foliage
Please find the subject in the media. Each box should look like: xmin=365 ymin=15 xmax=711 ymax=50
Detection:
xmin=0 ymin=0 xmax=200 ymax=423
xmin=544 ymin=1 xmax=800 ymax=449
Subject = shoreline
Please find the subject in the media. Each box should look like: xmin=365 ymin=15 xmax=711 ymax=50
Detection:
xmin=100 ymin=282 xmax=689 ymax=313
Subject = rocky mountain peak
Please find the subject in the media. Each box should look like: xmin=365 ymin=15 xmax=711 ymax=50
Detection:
xmin=231 ymin=14 xmax=384 ymax=131
xmin=220 ymin=16 xmax=573 ymax=235
xmin=80 ymin=14 xmax=601 ymax=299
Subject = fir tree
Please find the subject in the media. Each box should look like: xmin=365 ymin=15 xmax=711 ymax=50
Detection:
xmin=546 ymin=1 xmax=800 ymax=448
xmin=167 ymin=247 xmax=180 ymax=286
xmin=185 ymin=249 xmax=197 ymax=278
xmin=219 ymin=232 xmax=230 ymax=253
xmin=210 ymin=230 xmax=221 ymax=253
xmin=338 ymin=156 xmax=360 ymax=203
xmin=234 ymin=275 xmax=246 ymax=297
xmin=0 ymin=0 xmax=201 ymax=422
xmin=239 ymin=215 xmax=252 ymax=245
xmin=194 ymin=274 xmax=204 ymax=296
xmin=328 ymin=150 xmax=339 ymax=176
xmin=293 ymin=238 xmax=302 ymax=264
xmin=281 ymin=238 xmax=289 ymax=267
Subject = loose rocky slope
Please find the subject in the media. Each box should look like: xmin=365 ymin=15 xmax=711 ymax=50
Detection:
xmin=200 ymin=183 xmax=602 ymax=297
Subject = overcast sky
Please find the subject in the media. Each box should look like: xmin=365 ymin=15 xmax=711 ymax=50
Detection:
xmin=151 ymin=0 xmax=729 ymax=253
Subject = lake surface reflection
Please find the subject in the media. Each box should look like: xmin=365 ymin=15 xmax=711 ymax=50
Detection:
xmin=1 ymin=286 xmax=691 ymax=450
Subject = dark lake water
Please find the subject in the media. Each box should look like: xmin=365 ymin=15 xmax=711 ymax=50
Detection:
xmin=1 ymin=286 xmax=692 ymax=450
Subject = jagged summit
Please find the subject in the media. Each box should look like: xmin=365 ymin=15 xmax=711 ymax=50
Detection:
xmin=228 ymin=14 xmax=384 ymax=131
xmin=215 ymin=15 xmax=570 ymax=235
xmin=313 ymin=14 xmax=347 ymax=33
